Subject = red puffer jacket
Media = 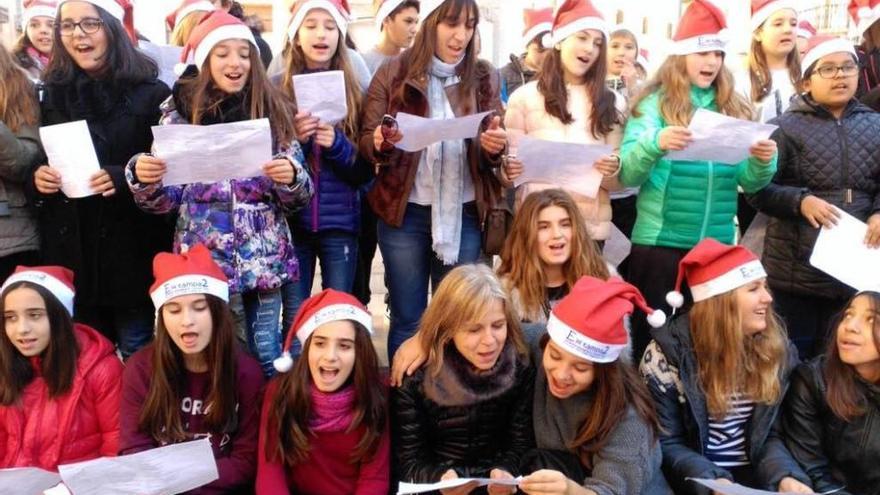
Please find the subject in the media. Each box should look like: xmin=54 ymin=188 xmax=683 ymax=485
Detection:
xmin=0 ymin=323 xmax=123 ymax=470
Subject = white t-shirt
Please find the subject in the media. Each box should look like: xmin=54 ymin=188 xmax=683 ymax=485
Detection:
xmin=735 ymin=68 xmax=798 ymax=122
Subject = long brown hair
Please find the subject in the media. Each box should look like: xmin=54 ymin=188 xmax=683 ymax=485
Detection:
xmin=632 ymin=54 xmax=754 ymax=125
xmin=280 ymin=23 xmax=363 ymax=142
xmin=541 ymin=335 xmax=659 ymax=469
xmin=394 ymin=0 xmax=482 ymax=106
xmin=265 ymin=322 xmax=387 ymax=466
xmin=497 ymin=189 xmax=610 ymax=322
xmin=537 ymin=35 xmax=621 ymax=139
xmin=748 ymin=33 xmax=800 ymax=103
xmin=0 ymin=282 xmax=80 ymax=405
xmin=176 ymin=43 xmax=297 ymax=145
xmin=689 ymin=289 xmax=787 ymax=419
xmin=0 ymin=44 xmax=39 ymax=133
xmin=138 ymin=296 xmax=238 ymax=444
xmin=823 ymin=291 xmax=880 ymax=421
xmin=418 ymin=264 xmax=529 ymax=377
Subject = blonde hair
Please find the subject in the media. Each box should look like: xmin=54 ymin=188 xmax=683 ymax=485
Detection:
xmin=632 ymin=54 xmax=754 ymax=125
xmin=170 ymin=11 xmax=208 ymax=47
xmin=418 ymin=264 xmax=528 ymax=377
xmin=689 ymin=289 xmax=788 ymax=419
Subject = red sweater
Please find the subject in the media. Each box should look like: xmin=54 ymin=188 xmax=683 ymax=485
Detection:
xmin=256 ymin=380 xmax=390 ymax=495
xmin=120 ymin=345 xmax=264 ymax=494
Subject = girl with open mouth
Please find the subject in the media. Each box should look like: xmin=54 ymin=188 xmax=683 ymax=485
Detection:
xmin=13 ymin=0 xmax=57 ymax=81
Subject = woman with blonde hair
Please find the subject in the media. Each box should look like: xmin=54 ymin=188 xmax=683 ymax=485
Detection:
xmin=392 ymin=264 xmax=534 ymax=492
xmin=640 ymin=239 xmax=810 ymax=493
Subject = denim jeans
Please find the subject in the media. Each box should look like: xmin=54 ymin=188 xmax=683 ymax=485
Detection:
xmin=75 ymin=303 xmax=155 ymax=359
xmin=229 ymin=289 xmax=283 ymax=377
xmin=280 ymin=229 xmax=359 ymax=356
xmin=379 ymin=202 xmax=482 ymax=360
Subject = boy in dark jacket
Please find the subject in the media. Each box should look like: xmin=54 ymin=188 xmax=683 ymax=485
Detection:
xmin=499 ymin=7 xmax=551 ymax=104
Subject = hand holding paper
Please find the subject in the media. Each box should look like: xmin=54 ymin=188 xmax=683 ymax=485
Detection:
xmin=395 ymin=111 xmax=493 ymax=152
xmin=688 ymin=477 xmax=842 ymax=495
xmin=480 ymin=116 xmax=507 ymax=156
xmin=810 ymin=210 xmax=880 ymax=292
xmin=666 ymin=109 xmax=778 ymax=164
xmin=292 ymin=70 xmax=348 ymax=125
xmin=513 ymin=136 xmax=613 ymax=199
xmin=38 ymin=120 xmax=102 ymax=198
xmin=397 ymin=476 xmax=522 ymax=495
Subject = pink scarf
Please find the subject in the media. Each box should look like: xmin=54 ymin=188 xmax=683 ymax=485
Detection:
xmin=308 ymin=384 xmax=356 ymax=433
xmin=26 ymin=47 xmax=50 ymax=70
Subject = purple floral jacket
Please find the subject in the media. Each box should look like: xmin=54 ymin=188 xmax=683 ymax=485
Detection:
xmin=126 ymin=99 xmax=314 ymax=294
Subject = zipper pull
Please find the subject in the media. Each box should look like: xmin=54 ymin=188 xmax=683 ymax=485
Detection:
xmin=846 ymin=188 xmax=853 ymax=204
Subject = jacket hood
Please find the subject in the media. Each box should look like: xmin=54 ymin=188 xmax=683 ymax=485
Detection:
xmin=73 ymin=323 xmax=118 ymax=379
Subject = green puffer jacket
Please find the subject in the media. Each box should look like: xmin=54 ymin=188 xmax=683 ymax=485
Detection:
xmin=619 ymin=85 xmax=777 ymax=249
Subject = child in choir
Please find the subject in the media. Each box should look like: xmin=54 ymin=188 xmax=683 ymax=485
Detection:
xmin=120 ymin=245 xmax=264 ymax=494
xmin=257 ymin=289 xmax=389 ymax=494
xmin=12 ymin=0 xmax=56 ymax=80
xmin=166 ymin=0 xmax=215 ymax=46
xmin=0 ymin=266 xmax=121 ymax=470
xmin=640 ymin=239 xmax=811 ymax=493
xmin=499 ymin=7 xmax=553 ymax=103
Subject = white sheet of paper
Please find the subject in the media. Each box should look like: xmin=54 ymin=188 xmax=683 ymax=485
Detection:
xmin=666 ymin=109 xmax=777 ymax=164
xmin=688 ymin=478 xmax=843 ymax=495
xmin=57 ymin=438 xmax=218 ymax=495
xmin=398 ymin=477 xmax=522 ymax=495
xmin=151 ymin=118 xmax=272 ymax=186
xmin=293 ymin=70 xmax=348 ymax=125
xmin=809 ymin=210 xmax=880 ymax=292
xmin=39 ymin=120 xmax=101 ymax=198
xmin=0 ymin=467 xmax=62 ymax=495
xmin=603 ymin=223 xmax=632 ymax=268
xmin=514 ymin=136 xmax=612 ymax=199
xmin=139 ymin=41 xmax=182 ymax=88
xmin=42 ymin=484 xmax=72 ymax=495
xmin=395 ymin=110 xmax=493 ymax=152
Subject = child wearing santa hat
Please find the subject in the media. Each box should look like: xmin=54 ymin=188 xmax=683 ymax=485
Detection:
xmin=796 ymin=19 xmax=816 ymax=58
xmin=618 ymin=0 xmax=778 ymax=363
xmin=504 ymin=0 xmax=625 ymax=245
xmin=34 ymin=0 xmax=173 ymax=359
xmin=499 ymin=7 xmax=552 ymax=103
xmin=276 ymin=0 xmax=375 ymax=340
xmin=120 ymin=245 xmax=265 ymax=492
xmin=12 ymin=0 xmax=56 ymax=81
xmin=639 ymin=238 xmax=810 ymax=493
xmin=167 ymin=0 xmax=215 ymax=46
xmin=519 ymin=276 xmax=672 ymax=495
xmin=0 ymin=266 xmax=122 ymax=470
xmin=127 ymin=10 xmax=313 ymax=377
xmin=746 ymin=34 xmax=880 ymax=360
xmin=850 ymin=0 xmax=880 ymax=97
xmin=363 ymin=0 xmax=420 ymax=75
xmin=256 ymin=289 xmax=389 ymax=494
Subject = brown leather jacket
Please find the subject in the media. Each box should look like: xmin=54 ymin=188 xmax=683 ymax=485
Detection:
xmin=358 ymin=51 xmax=505 ymax=228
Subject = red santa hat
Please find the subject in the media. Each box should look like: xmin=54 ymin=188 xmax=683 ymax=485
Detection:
xmin=374 ymin=0 xmax=415 ymax=31
xmin=665 ymin=238 xmax=766 ymax=309
xmin=288 ymin=0 xmax=351 ymax=39
xmin=21 ymin=0 xmax=57 ymax=29
xmin=1 ymin=266 xmax=75 ymax=315
xmin=274 ymin=289 xmax=373 ymax=373
xmin=796 ymin=19 xmax=817 ymax=39
xmin=547 ymin=276 xmax=665 ymax=364
xmin=850 ymin=0 xmax=880 ymax=37
xmin=801 ymin=34 xmax=857 ymax=76
xmin=548 ymin=0 xmax=607 ymax=47
xmin=669 ymin=0 xmax=729 ymax=55
xmin=522 ymin=7 xmax=553 ymax=47
xmin=166 ymin=0 xmax=215 ymax=31
xmin=149 ymin=244 xmax=229 ymax=310
xmin=180 ymin=10 xmax=257 ymax=71
xmin=637 ymin=48 xmax=650 ymax=68
xmin=58 ymin=0 xmax=136 ymax=42
xmin=750 ymin=0 xmax=798 ymax=33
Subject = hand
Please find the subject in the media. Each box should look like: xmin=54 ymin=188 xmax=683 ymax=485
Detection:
xmin=593 ymin=154 xmax=620 ymax=177
xmin=294 ymin=111 xmax=320 ymax=144
xmin=34 ymin=165 xmax=62 ymax=194
xmin=487 ymin=469 xmax=516 ymax=495
xmin=315 ymin=123 xmax=336 ymax=148
xmin=778 ymin=476 xmax=814 ymax=493
xmin=135 ymin=154 xmax=167 ymax=184
xmin=712 ymin=478 xmax=734 ymax=495
xmin=519 ymin=469 xmax=572 ymax=495
xmin=439 ymin=469 xmax=479 ymax=495
xmin=750 ymin=139 xmax=777 ymax=164
xmin=390 ymin=335 xmax=426 ymax=387
xmin=800 ymin=195 xmax=840 ymax=229
xmin=658 ymin=126 xmax=692 ymax=151
xmin=89 ymin=169 xmax=116 ymax=197
xmin=263 ymin=158 xmax=296 ymax=185
xmin=502 ymin=156 xmax=524 ymax=181
xmin=865 ymin=214 xmax=880 ymax=249
xmin=619 ymin=59 xmax=639 ymax=86
xmin=372 ymin=122 xmax=403 ymax=154
xmin=480 ymin=116 xmax=507 ymax=156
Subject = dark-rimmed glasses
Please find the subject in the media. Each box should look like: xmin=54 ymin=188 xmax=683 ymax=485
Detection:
xmin=59 ymin=18 xmax=104 ymax=37
xmin=814 ymin=63 xmax=859 ymax=79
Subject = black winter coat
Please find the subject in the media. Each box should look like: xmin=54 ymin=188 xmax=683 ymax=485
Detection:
xmin=32 ymin=75 xmax=173 ymax=308
xmin=783 ymin=357 xmax=880 ymax=495
xmin=639 ymin=314 xmax=809 ymax=494
xmin=391 ymin=343 xmax=535 ymax=485
xmin=747 ymin=96 xmax=880 ymax=300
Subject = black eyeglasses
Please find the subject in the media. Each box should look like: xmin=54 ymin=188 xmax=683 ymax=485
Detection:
xmin=814 ymin=63 xmax=859 ymax=79
xmin=59 ymin=18 xmax=104 ymax=36
xmin=379 ymin=114 xmax=398 ymax=153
